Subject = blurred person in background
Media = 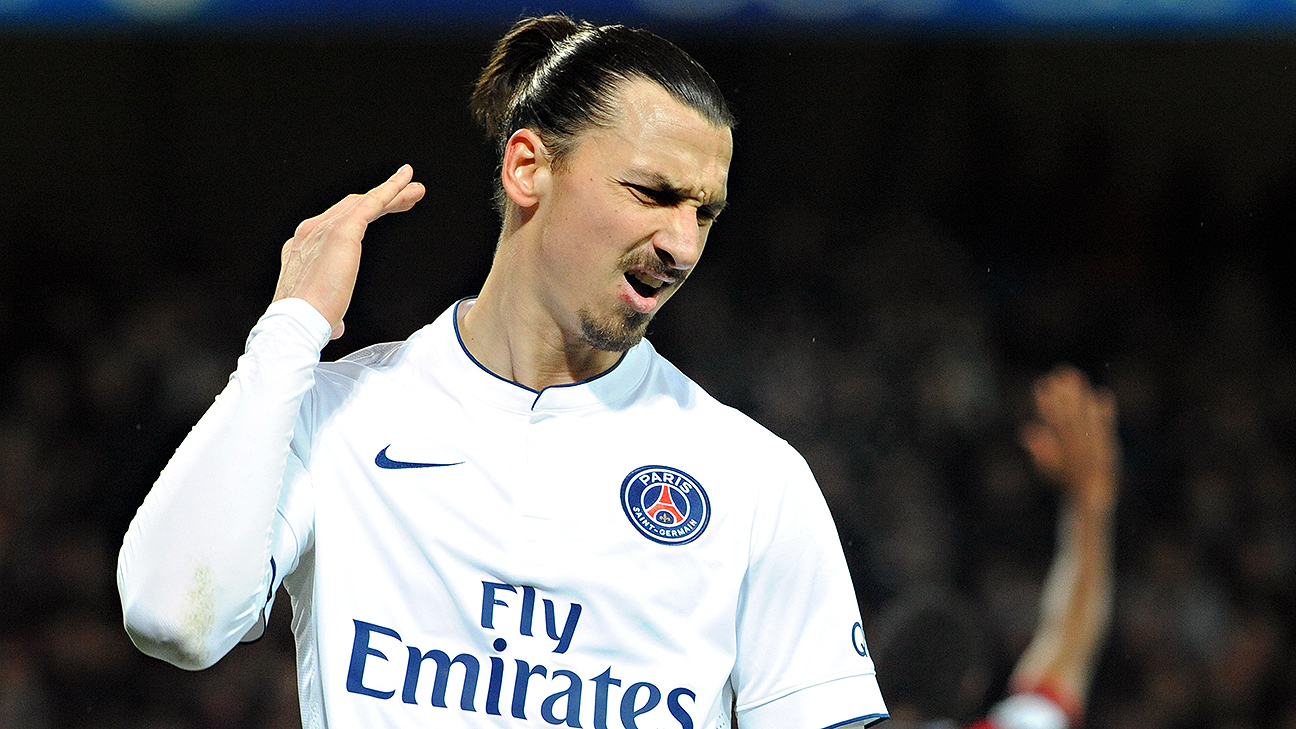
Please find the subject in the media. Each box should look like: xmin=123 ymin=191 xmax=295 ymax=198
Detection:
xmin=872 ymin=366 xmax=1120 ymax=729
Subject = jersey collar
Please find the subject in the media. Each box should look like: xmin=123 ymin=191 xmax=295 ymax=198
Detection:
xmin=414 ymin=297 xmax=653 ymax=414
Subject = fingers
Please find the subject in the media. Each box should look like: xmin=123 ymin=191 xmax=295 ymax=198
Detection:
xmin=294 ymin=193 xmax=364 ymax=240
xmin=354 ymin=164 xmax=420 ymax=224
xmin=274 ymin=165 xmax=422 ymax=331
xmin=1023 ymin=363 xmax=1122 ymax=507
xmin=292 ymin=166 xmax=423 ymax=240
xmin=382 ymin=180 xmax=426 ymax=216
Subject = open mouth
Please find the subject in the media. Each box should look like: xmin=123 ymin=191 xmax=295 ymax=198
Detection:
xmin=625 ymin=270 xmax=668 ymax=299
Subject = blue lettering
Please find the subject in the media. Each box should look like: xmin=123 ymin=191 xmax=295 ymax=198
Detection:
xmin=591 ymin=667 xmax=621 ymax=729
xmin=402 ymin=647 xmax=479 ymax=710
xmin=346 ymin=620 xmax=400 ymax=699
xmin=481 ymin=581 xmax=517 ymax=629
xmin=343 ymin=613 xmax=691 ymax=729
xmin=544 ymin=598 xmax=583 ymax=654
xmin=619 ymin=682 xmax=661 ymax=729
xmin=541 ymin=670 xmax=583 ymax=727
xmin=667 ymin=687 xmax=695 ymax=729
xmin=521 ymin=586 xmax=537 ymax=636
xmin=511 ymin=659 xmax=549 ymax=719
xmin=852 ymin=622 xmax=870 ymax=657
xmin=486 ymin=656 xmax=506 ymax=715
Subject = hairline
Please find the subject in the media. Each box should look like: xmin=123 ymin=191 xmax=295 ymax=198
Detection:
xmin=495 ymin=73 xmax=732 ymax=225
xmin=544 ymin=73 xmax=734 ymax=168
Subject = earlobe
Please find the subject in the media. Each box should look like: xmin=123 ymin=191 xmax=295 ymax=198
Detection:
xmin=500 ymin=129 xmax=550 ymax=208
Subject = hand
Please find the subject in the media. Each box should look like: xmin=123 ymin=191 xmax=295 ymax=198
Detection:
xmin=1019 ymin=365 xmax=1121 ymax=515
xmin=273 ymin=165 xmax=425 ymax=339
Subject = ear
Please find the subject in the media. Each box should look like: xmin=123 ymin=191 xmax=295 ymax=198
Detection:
xmin=500 ymin=128 xmax=550 ymax=209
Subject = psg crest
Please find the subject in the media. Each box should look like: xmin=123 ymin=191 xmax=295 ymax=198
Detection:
xmin=620 ymin=465 xmax=710 ymax=545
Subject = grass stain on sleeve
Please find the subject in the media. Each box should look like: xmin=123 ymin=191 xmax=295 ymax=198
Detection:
xmin=181 ymin=564 xmax=216 ymax=666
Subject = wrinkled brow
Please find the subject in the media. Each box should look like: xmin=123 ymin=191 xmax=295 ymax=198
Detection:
xmin=625 ymin=169 xmax=727 ymax=215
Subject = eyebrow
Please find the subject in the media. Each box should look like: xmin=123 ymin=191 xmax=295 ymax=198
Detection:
xmin=621 ymin=171 xmax=728 ymax=219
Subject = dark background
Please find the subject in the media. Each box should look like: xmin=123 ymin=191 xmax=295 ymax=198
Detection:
xmin=3 ymin=13 xmax=1296 ymax=729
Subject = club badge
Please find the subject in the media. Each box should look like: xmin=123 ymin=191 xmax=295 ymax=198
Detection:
xmin=620 ymin=465 xmax=710 ymax=545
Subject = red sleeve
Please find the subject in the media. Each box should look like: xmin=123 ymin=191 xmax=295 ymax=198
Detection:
xmin=1013 ymin=679 xmax=1083 ymax=726
xmin=967 ymin=683 xmax=1078 ymax=729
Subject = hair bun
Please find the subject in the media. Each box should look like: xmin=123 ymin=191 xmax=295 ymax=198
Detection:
xmin=470 ymin=14 xmax=591 ymax=141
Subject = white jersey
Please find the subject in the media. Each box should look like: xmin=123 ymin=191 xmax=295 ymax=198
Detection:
xmin=118 ymin=298 xmax=888 ymax=729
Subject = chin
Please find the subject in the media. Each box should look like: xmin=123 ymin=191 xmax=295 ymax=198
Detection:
xmin=578 ymin=307 xmax=651 ymax=352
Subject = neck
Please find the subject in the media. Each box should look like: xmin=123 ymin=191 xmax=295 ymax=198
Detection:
xmin=458 ymin=240 xmax=623 ymax=392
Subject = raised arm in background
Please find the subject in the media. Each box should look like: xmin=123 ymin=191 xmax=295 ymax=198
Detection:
xmin=995 ymin=364 xmax=1121 ymax=724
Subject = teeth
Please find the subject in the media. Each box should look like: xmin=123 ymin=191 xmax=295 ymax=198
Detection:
xmin=633 ymin=271 xmax=665 ymax=289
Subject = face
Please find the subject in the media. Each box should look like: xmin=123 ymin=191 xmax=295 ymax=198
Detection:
xmin=530 ymin=78 xmax=733 ymax=352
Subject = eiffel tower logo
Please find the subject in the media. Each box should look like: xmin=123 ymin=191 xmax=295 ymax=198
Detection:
xmin=645 ymin=485 xmax=687 ymax=525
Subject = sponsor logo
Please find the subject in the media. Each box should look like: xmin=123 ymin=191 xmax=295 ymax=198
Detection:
xmin=374 ymin=445 xmax=464 ymax=470
xmin=620 ymin=466 xmax=710 ymax=545
xmin=345 ymin=581 xmax=697 ymax=728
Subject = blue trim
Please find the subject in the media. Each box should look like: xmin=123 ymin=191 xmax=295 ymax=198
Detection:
xmin=10 ymin=1 xmax=1296 ymax=33
xmin=239 ymin=557 xmax=279 ymax=647
xmin=265 ymin=557 xmax=277 ymax=604
xmin=822 ymin=713 xmax=890 ymax=729
xmin=450 ymin=296 xmax=630 ymax=408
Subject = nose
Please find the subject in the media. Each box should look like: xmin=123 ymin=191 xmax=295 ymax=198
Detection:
xmin=652 ymin=206 xmax=704 ymax=273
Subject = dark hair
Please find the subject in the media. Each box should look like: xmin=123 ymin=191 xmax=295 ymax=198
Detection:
xmin=870 ymin=588 xmax=992 ymax=721
xmin=470 ymin=14 xmax=734 ymax=213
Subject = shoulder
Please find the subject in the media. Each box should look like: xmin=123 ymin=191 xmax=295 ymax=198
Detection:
xmin=642 ymin=346 xmax=808 ymax=470
xmin=318 ymin=339 xmax=409 ymax=379
xmin=306 ymin=330 xmax=435 ymax=417
xmin=313 ymin=319 xmax=439 ymax=388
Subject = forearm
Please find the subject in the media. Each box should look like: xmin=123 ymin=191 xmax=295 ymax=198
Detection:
xmin=1010 ymin=486 xmax=1116 ymax=709
xmin=116 ymin=298 xmax=330 ymax=669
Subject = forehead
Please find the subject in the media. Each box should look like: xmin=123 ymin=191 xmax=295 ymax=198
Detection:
xmin=577 ymin=78 xmax=733 ymax=199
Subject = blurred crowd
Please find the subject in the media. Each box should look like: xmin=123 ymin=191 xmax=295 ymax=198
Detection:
xmin=3 ymin=33 xmax=1296 ymax=729
xmin=4 ymin=197 xmax=1294 ymax=729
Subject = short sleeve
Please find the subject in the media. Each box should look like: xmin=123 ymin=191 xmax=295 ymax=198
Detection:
xmin=731 ymin=450 xmax=888 ymax=729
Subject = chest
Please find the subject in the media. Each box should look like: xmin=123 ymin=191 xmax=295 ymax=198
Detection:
xmin=302 ymin=385 xmax=756 ymax=658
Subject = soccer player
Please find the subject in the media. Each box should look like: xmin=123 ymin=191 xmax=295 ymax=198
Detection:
xmin=116 ymin=14 xmax=888 ymax=729
xmin=872 ymin=366 xmax=1121 ymax=729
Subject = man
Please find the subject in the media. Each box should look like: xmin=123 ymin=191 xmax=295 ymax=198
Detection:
xmin=873 ymin=366 xmax=1120 ymax=729
xmin=117 ymin=15 xmax=887 ymax=729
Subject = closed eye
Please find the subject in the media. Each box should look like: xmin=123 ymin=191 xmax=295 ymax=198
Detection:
xmin=622 ymin=182 xmax=726 ymax=225
xmin=625 ymin=183 xmax=684 ymax=207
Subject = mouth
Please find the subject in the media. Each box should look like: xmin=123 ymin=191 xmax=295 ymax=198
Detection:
xmin=624 ymin=269 xmax=677 ymax=302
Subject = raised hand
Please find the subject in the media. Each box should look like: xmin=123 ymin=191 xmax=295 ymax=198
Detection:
xmin=273 ymin=165 xmax=425 ymax=339
xmin=1019 ymin=365 xmax=1121 ymax=515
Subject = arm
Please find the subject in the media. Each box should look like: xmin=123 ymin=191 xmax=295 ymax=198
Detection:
xmin=1008 ymin=365 xmax=1121 ymax=716
xmin=116 ymin=299 xmax=330 ymax=669
xmin=731 ymin=451 xmax=888 ymax=729
xmin=116 ymin=166 xmax=424 ymax=670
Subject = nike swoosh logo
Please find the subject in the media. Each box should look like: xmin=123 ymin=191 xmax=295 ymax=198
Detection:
xmin=375 ymin=446 xmax=464 ymax=470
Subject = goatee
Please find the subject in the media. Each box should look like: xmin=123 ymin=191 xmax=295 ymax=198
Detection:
xmin=578 ymin=306 xmax=651 ymax=352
